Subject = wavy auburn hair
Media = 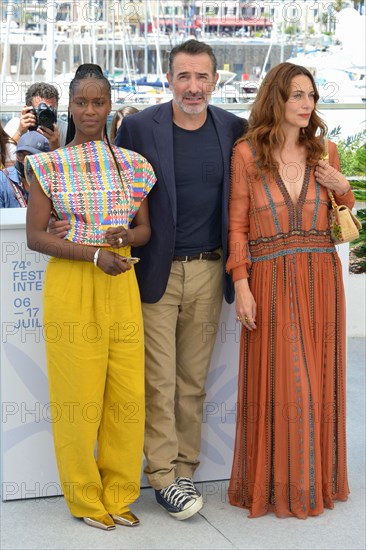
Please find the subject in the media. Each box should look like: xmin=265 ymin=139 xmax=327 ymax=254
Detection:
xmin=239 ymin=62 xmax=327 ymax=174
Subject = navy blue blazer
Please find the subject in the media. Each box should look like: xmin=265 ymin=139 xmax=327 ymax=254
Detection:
xmin=115 ymin=101 xmax=247 ymax=304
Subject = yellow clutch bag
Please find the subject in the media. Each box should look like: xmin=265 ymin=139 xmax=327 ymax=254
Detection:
xmin=322 ymin=139 xmax=361 ymax=245
xmin=328 ymin=190 xmax=362 ymax=244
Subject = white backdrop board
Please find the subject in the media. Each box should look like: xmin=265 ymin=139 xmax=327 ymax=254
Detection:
xmin=1 ymin=209 xmax=61 ymax=500
xmin=0 ymin=208 xmax=349 ymax=500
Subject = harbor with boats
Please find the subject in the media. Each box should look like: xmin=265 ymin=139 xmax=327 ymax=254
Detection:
xmin=1 ymin=1 xmax=365 ymax=110
xmin=0 ymin=7 xmax=365 ymax=546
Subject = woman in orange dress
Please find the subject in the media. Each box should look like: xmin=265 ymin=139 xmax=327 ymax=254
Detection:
xmin=227 ymin=62 xmax=352 ymax=519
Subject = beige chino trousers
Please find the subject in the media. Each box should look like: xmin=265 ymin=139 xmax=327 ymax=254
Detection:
xmin=143 ymin=255 xmax=224 ymax=490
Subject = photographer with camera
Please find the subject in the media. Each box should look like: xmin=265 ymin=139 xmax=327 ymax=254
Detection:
xmin=4 ymin=83 xmax=66 ymax=153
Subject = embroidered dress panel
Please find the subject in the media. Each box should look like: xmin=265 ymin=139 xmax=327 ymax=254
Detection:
xmin=26 ymin=141 xmax=155 ymax=246
xmin=227 ymin=140 xmax=352 ymax=519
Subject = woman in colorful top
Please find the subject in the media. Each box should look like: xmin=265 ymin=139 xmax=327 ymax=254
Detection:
xmin=26 ymin=64 xmax=156 ymax=530
xmin=227 ymin=62 xmax=353 ymax=519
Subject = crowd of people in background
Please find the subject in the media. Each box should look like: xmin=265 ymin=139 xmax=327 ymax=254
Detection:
xmin=0 ymin=40 xmax=353 ymax=530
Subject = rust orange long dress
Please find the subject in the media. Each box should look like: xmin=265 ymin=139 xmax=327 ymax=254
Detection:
xmin=226 ymin=140 xmax=352 ymax=519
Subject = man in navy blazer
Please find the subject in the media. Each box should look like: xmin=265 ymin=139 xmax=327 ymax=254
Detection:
xmin=115 ymin=39 xmax=247 ymax=521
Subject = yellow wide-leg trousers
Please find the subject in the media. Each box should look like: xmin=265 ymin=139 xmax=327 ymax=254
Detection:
xmin=43 ymin=248 xmax=144 ymax=518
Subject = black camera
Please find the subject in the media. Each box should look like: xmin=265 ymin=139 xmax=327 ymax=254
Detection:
xmin=29 ymin=102 xmax=57 ymax=131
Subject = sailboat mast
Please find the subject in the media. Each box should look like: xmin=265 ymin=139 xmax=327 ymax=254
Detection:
xmin=105 ymin=0 xmax=109 ymax=73
xmin=147 ymin=0 xmax=164 ymax=88
xmin=144 ymin=2 xmax=148 ymax=77
xmin=45 ymin=3 xmax=56 ymax=81
xmin=0 ymin=3 xmax=12 ymax=86
xmin=172 ymin=0 xmax=176 ymax=45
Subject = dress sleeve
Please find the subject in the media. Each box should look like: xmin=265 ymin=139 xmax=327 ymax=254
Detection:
xmin=127 ymin=151 xmax=156 ymax=223
xmin=133 ymin=156 xmax=156 ymax=198
xmin=25 ymin=153 xmax=52 ymax=198
xmin=226 ymin=142 xmax=252 ymax=281
xmin=328 ymin=140 xmax=355 ymax=209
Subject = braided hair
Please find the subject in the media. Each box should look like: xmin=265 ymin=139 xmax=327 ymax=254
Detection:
xmin=66 ymin=64 xmax=125 ymax=182
xmin=66 ymin=63 xmax=111 ymax=144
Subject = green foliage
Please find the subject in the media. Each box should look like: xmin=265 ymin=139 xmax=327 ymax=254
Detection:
xmin=285 ymin=25 xmax=299 ymax=35
xmin=328 ymin=127 xmax=366 ymax=273
xmin=350 ymin=205 xmax=366 ymax=273
xmin=334 ymin=0 xmax=346 ymax=12
xmin=329 ymin=127 xmax=366 ymax=176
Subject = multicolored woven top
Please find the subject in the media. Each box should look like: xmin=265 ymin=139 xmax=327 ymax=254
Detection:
xmin=26 ymin=140 xmax=156 ymax=246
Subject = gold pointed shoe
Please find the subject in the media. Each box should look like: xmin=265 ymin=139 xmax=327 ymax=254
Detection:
xmin=83 ymin=515 xmax=116 ymax=530
xmin=112 ymin=511 xmax=140 ymax=527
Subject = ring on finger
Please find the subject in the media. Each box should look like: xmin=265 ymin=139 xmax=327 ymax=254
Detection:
xmin=118 ymin=237 xmax=123 ymax=246
xmin=237 ymin=315 xmax=250 ymax=324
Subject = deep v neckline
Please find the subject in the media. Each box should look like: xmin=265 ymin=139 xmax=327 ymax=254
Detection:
xmin=276 ymin=164 xmax=311 ymax=210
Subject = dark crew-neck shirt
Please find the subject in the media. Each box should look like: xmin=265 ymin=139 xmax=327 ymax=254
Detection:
xmin=173 ymin=112 xmax=224 ymax=255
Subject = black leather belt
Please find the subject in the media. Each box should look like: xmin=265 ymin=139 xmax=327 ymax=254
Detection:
xmin=172 ymin=252 xmax=221 ymax=262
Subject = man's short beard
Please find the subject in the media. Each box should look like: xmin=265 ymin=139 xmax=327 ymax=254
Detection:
xmin=174 ymin=96 xmax=209 ymax=115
